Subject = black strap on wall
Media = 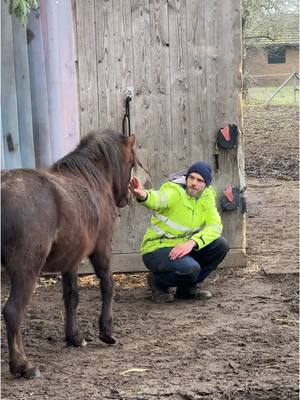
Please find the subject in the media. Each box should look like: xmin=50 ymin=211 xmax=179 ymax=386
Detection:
xmin=122 ymin=96 xmax=132 ymax=136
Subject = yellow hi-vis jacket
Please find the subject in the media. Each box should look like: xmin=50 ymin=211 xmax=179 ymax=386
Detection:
xmin=138 ymin=181 xmax=223 ymax=255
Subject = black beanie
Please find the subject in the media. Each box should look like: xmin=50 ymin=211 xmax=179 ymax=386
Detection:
xmin=186 ymin=161 xmax=212 ymax=186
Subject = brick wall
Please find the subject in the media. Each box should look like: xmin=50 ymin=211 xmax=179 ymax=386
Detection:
xmin=246 ymin=47 xmax=299 ymax=86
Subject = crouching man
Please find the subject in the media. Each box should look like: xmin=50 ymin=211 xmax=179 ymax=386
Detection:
xmin=129 ymin=161 xmax=229 ymax=303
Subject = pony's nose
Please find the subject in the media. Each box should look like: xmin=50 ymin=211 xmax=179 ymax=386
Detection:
xmin=117 ymin=197 xmax=129 ymax=208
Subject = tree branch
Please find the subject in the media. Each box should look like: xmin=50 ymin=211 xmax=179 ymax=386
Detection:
xmin=244 ymin=35 xmax=276 ymax=41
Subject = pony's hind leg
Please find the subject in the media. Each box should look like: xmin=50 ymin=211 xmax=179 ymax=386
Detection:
xmin=89 ymin=252 xmax=116 ymax=345
xmin=3 ymin=274 xmax=41 ymax=379
xmin=62 ymin=269 xmax=85 ymax=347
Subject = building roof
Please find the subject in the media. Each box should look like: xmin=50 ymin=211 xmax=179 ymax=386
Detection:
xmin=246 ymin=13 xmax=299 ymax=46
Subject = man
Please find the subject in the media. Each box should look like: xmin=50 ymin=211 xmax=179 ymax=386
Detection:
xmin=129 ymin=161 xmax=229 ymax=303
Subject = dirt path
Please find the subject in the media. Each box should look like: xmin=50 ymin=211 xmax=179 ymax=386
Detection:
xmin=244 ymin=106 xmax=298 ymax=181
xmin=1 ymin=105 xmax=299 ymax=399
xmin=247 ymin=177 xmax=298 ymax=274
xmin=1 ymin=264 xmax=298 ymax=400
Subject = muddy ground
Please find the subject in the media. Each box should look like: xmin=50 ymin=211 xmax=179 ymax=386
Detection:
xmin=1 ymin=105 xmax=299 ymax=399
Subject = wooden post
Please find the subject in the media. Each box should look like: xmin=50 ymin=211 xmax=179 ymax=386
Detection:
xmin=292 ymin=72 xmax=299 ymax=104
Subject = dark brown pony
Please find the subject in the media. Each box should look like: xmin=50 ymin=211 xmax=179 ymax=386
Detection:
xmin=1 ymin=129 xmax=136 ymax=379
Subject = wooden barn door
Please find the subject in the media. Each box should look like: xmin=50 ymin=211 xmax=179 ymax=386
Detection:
xmin=73 ymin=0 xmax=246 ymax=272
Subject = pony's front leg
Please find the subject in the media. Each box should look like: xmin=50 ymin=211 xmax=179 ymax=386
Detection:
xmin=89 ymin=252 xmax=116 ymax=345
xmin=62 ymin=269 xmax=85 ymax=347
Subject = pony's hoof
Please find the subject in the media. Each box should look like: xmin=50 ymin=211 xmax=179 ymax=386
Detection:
xmin=100 ymin=334 xmax=116 ymax=345
xmin=13 ymin=366 xmax=42 ymax=380
xmin=66 ymin=335 xmax=85 ymax=347
xmin=28 ymin=367 xmax=42 ymax=379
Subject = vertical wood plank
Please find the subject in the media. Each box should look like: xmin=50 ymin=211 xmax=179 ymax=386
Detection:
xmin=114 ymin=0 xmax=173 ymax=254
xmin=76 ymin=0 xmax=99 ymax=136
xmin=131 ymin=0 xmax=152 ymax=175
xmin=27 ymin=8 xmax=52 ymax=168
xmin=148 ymin=0 xmax=172 ymax=181
xmin=168 ymin=0 xmax=190 ymax=172
xmin=57 ymin=0 xmax=80 ymax=154
xmin=216 ymin=0 xmax=239 ymax=182
xmin=12 ymin=14 xmax=35 ymax=168
xmin=186 ymin=0 xmax=207 ymax=164
xmin=113 ymin=0 xmax=135 ymax=133
xmin=204 ymin=0 xmax=218 ymax=167
xmin=216 ymin=0 xmax=233 ymax=127
xmin=1 ymin=0 xmax=22 ymax=169
xmin=214 ymin=0 xmax=245 ymax=250
xmin=94 ymin=0 xmax=117 ymax=130
xmin=113 ymin=0 xmax=153 ymax=254
xmin=111 ymin=0 xmax=140 ymax=254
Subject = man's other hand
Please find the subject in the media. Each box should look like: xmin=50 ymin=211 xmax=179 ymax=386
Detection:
xmin=169 ymin=240 xmax=196 ymax=260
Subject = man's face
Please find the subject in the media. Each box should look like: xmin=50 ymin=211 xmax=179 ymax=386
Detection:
xmin=186 ymin=172 xmax=206 ymax=198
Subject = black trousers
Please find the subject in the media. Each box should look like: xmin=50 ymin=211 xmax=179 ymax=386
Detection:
xmin=142 ymin=237 xmax=229 ymax=290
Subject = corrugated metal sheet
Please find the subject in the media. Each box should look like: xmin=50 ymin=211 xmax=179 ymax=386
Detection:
xmin=1 ymin=0 xmax=25 ymax=169
xmin=1 ymin=0 xmax=80 ymax=170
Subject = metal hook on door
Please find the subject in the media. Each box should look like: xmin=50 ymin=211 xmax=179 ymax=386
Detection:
xmin=122 ymin=87 xmax=133 ymax=136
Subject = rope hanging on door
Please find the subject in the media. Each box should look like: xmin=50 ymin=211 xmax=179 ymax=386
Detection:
xmin=122 ymin=96 xmax=132 ymax=136
xmin=121 ymin=92 xmax=152 ymax=181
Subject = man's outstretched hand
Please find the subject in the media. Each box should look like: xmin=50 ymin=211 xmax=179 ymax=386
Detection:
xmin=129 ymin=176 xmax=148 ymax=201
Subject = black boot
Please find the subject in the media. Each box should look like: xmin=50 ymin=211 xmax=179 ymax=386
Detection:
xmin=147 ymin=273 xmax=175 ymax=303
xmin=175 ymin=285 xmax=212 ymax=300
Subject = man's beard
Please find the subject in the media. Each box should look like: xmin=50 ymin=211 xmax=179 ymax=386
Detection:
xmin=186 ymin=186 xmax=202 ymax=199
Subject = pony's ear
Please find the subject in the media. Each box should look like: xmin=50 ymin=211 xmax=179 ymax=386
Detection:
xmin=128 ymin=134 xmax=135 ymax=148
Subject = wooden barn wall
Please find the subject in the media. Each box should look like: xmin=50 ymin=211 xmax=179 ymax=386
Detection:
xmin=74 ymin=0 xmax=246 ymax=272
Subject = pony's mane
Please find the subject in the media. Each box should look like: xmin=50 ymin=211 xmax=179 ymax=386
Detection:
xmin=51 ymin=129 xmax=133 ymax=187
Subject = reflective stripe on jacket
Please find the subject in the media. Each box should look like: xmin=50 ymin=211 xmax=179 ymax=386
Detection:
xmin=138 ymin=181 xmax=223 ymax=255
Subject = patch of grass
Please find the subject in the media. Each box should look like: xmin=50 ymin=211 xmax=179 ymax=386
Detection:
xmin=244 ymin=85 xmax=299 ymax=106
